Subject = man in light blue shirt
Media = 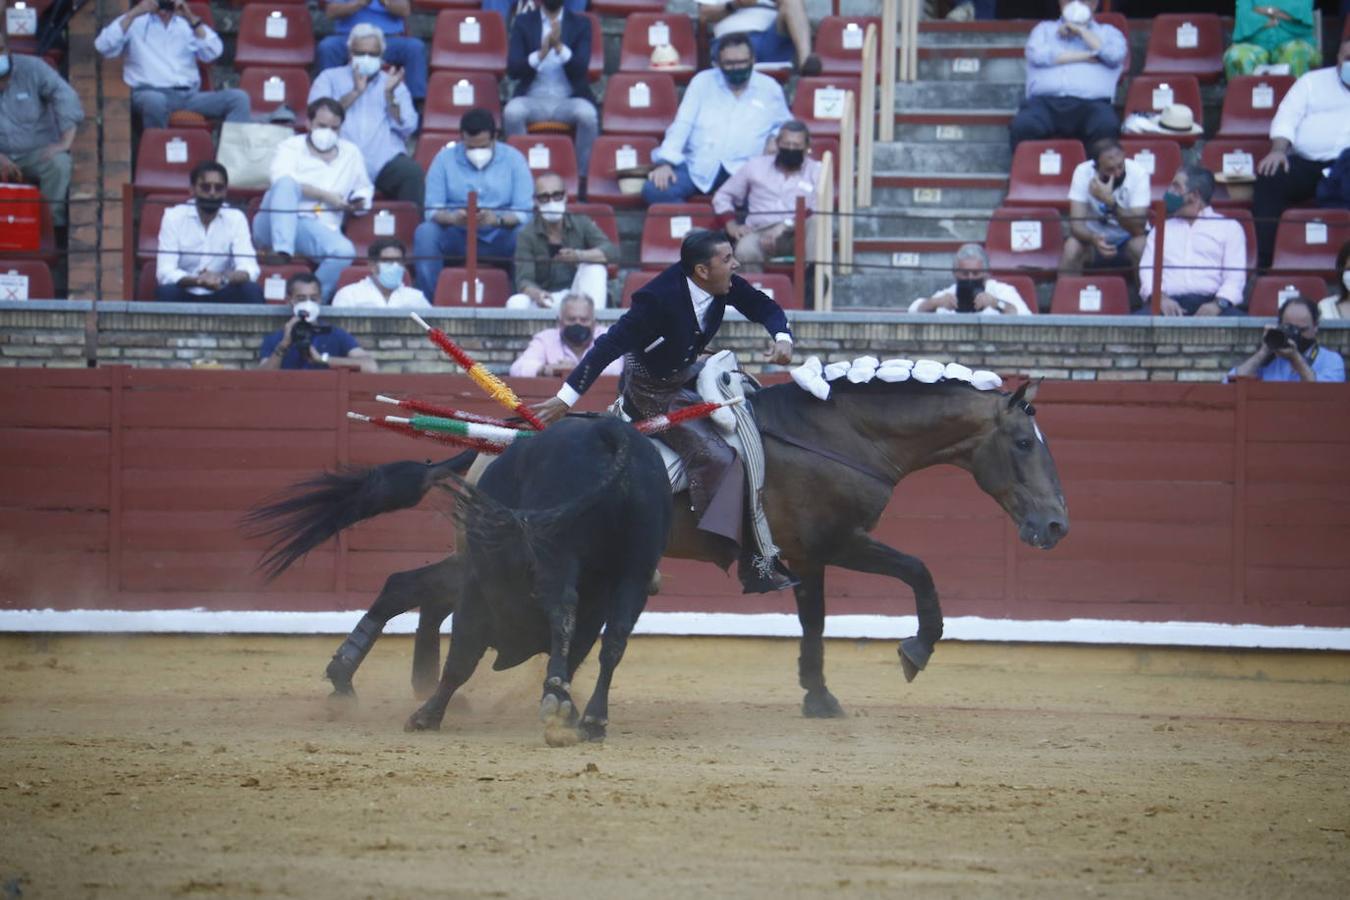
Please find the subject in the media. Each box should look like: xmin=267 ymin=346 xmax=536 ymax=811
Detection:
xmin=310 ymin=24 xmax=423 ymax=208
xmin=95 ymin=0 xmax=250 ymax=128
xmin=1010 ymin=0 xmax=1126 ymax=151
xmin=413 ymin=108 xmax=535 ymax=297
xmin=1229 ymin=295 xmax=1347 ymax=382
xmin=314 ymin=1 xmax=427 ymax=100
xmin=643 ymin=33 xmax=791 ymax=205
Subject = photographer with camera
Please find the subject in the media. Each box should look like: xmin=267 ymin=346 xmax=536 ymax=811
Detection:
xmin=1229 ymin=295 xmax=1345 ymax=382
xmin=257 ymin=273 xmax=378 ymax=372
xmin=908 ymin=244 xmax=1033 ymax=315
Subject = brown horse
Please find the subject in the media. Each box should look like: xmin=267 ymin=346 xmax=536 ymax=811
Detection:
xmin=248 ymin=378 xmax=1067 ymax=718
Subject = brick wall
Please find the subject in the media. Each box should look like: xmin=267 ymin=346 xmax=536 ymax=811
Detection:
xmin=3 ymin=303 xmax=1349 ymax=380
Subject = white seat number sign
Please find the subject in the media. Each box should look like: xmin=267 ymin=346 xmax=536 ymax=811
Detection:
xmin=1010 ymin=220 xmax=1043 ymax=252
xmin=373 ymin=210 xmax=395 ymax=236
xmin=6 ymin=4 xmax=37 ymax=36
xmin=528 ymin=145 xmax=551 ymax=169
xmin=1133 ymin=149 xmax=1156 ymax=175
xmin=669 ymin=215 xmax=692 ymax=238
xmin=263 ymin=77 xmax=286 ymax=103
xmin=264 ymin=274 xmax=287 ymax=301
xmin=1152 ymin=84 xmax=1173 ymax=110
xmin=615 ymin=145 xmax=638 ymax=170
xmin=461 ymin=278 xmax=485 ymax=304
xmin=1251 ymin=83 xmax=1275 ymax=109
xmin=1305 ymin=221 xmax=1328 ymax=244
xmin=648 ymin=22 xmax=669 ymax=47
xmin=1222 ymin=151 xmax=1254 ymax=178
xmin=165 ymin=138 xmax=188 ymax=164
xmin=629 ymin=82 xmax=651 ymax=108
xmin=453 ymin=80 xmax=475 ymax=106
xmin=842 ymin=23 xmax=863 ymax=51
xmin=266 ymin=12 xmax=288 ymax=39
xmin=460 ymin=17 xmax=481 ymax=44
xmin=813 ymin=87 xmax=846 ymax=120
xmin=1277 ymin=285 xmax=1300 ymax=307
xmin=1078 ymin=285 xmax=1102 ymax=312
xmin=1038 ymin=149 xmax=1061 ymax=176
xmin=0 ymin=272 xmax=30 ymax=301
xmin=1176 ymin=22 xmax=1198 ymax=50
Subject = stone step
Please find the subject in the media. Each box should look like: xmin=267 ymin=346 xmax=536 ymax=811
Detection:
xmin=831 ymin=270 xmax=1055 ymax=314
xmin=891 ymin=118 xmax=1013 ymax=144
xmin=871 ymin=176 xmax=1009 ymax=212
xmin=916 ymin=21 xmax=1036 ymax=48
xmin=915 ymin=54 xmax=1027 ymax=84
xmin=873 ymin=140 xmax=1010 ymax=173
xmin=895 ymin=81 xmax=1024 ymax=112
xmin=848 ymin=209 xmax=992 ymax=242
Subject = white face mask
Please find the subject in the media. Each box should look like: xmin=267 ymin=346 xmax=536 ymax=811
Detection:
xmin=293 ymin=300 xmax=321 ymax=322
xmin=465 ymin=147 xmax=493 ymax=170
xmin=377 ymin=261 xmax=405 ymax=290
xmin=1342 ymin=270 xmax=1350 ymax=292
xmin=308 ymin=127 xmax=339 ymax=153
xmin=352 ymin=53 xmax=382 ymax=78
xmin=539 ymin=200 xmax=566 ymax=223
xmin=1062 ymin=0 xmax=1091 ymax=25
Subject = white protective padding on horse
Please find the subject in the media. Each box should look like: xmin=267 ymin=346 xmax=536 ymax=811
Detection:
xmin=911 ymin=359 xmax=946 ymax=383
xmin=972 ymin=370 xmax=1003 ymax=391
xmin=875 ymin=365 xmax=911 ymax=383
xmin=944 ymin=362 xmax=974 ymax=383
xmin=696 ymin=350 xmax=739 ymax=434
xmin=881 ymin=358 xmax=914 ymax=369
xmin=846 ymin=355 xmax=879 ymax=383
xmin=823 ymin=361 xmax=850 ymax=381
xmin=790 ymin=356 xmax=831 ymax=400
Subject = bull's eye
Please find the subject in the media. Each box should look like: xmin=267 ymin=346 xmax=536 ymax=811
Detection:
xmin=1015 ymin=438 xmax=1034 ymax=452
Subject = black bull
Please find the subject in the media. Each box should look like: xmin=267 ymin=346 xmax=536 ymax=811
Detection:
xmin=248 ymin=379 xmax=1069 ymax=721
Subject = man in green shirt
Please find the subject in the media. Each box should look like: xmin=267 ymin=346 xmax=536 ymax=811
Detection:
xmin=507 ymin=172 xmax=616 ymax=309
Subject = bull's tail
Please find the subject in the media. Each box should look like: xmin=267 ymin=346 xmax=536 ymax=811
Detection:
xmin=243 ymin=450 xmax=479 ymax=579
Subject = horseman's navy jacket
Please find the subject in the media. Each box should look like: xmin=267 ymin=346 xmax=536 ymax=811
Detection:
xmin=562 ymin=263 xmax=792 ymax=400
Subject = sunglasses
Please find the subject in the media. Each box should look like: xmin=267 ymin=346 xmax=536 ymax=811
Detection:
xmin=196 ymin=182 xmax=228 ymax=194
xmin=535 ymin=190 xmax=567 ymax=202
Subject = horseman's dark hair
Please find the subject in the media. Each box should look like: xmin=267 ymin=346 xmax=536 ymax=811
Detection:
xmin=460 ymin=107 xmax=497 ymax=138
xmin=307 ymin=97 xmax=346 ymax=124
xmin=680 ymin=228 xmax=731 ymax=277
xmin=1278 ymin=294 xmax=1320 ymax=326
xmin=189 ymin=160 xmax=228 ymax=186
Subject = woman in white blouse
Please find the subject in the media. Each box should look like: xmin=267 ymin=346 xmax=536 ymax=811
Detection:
xmin=1318 ymin=240 xmax=1350 ymax=320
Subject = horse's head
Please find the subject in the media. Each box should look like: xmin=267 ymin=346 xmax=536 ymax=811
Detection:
xmin=969 ymin=381 xmax=1068 ymax=550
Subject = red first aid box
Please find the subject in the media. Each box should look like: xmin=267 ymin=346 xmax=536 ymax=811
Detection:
xmin=0 ymin=183 xmax=42 ymax=252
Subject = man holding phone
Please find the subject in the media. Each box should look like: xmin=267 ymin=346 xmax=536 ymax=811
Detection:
xmin=1060 ymin=137 xmax=1150 ymax=274
xmin=909 ymin=243 xmax=1033 ymax=315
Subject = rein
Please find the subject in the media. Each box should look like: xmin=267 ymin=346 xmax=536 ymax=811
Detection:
xmin=759 ymin=426 xmax=897 ymax=489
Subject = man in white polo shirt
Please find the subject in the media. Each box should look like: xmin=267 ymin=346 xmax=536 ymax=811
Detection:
xmin=331 ymin=237 xmax=430 ymax=309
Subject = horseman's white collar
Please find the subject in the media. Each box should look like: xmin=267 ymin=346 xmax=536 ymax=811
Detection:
xmin=686 ymin=277 xmax=715 ymax=332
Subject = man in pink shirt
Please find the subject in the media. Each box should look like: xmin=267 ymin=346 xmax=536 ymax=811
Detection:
xmin=1138 ymin=165 xmax=1248 ymax=316
xmin=712 ymin=120 xmax=821 ymax=272
xmin=509 ymin=292 xmax=624 ymax=379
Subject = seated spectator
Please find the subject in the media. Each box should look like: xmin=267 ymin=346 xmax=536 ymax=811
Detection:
xmin=1010 ymin=0 xmax=1126 ymax=151
xmin=1060 ymin=137 xmax=1150 ymax=274
xmin=643 ymin=33 xmax=791 ymax=205
xmin=698 ymin=0 xmax=820 ymax=75
xmin=0 ymin=29 xmax=83 ymax=229
xmin=253 ymin=99 xmax=374 ymax=303
xmin=503 ymin=0 xmax=598 ymax=173
xmin=332 ymin=237 xmax=430 ymax=309
xmin=507 ymin=172 xmax=614 ymax=310
xmin=95 ymin=0 xmax=250 ymax=129
xmin=155 ymin=161 xmax=263 ymax=303
xmin=1138 ymin=166 xmax=1247 ymax=317
xmin=713 ymin=120 xmax=820 ymax=273
xmin=484 ymin=0 xmax=586 ymax=28
xmin=315 ymin=1 xmax=427 ymax=100
xmin=309 ymin=23 xmax=423 ymax=208
xmin=508 ymin=292 xmax=622 ymax=378
xmin=1224 ymin=1 xmax=1318 ymax=80
xmin=1317 ymin=240 xmax=1350 ymax=320
xmin=414 ymin=108 xmax=533 ymax=297
xmin=1253 ymin=39 xmax=1350 ymax=269
xmin=1229 ymin=295 xmax=1346 ymax=381
xmin=947 ymin=0 xmax=996 ymax=21
xmin=257 ymin=273 xmax=378 ymax=372
xmin=909 ymin=244 xmax=1034 ymax=315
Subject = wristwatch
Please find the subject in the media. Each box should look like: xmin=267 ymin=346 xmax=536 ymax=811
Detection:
xmin=1216 ymin=298 xmax=1233 ymax=313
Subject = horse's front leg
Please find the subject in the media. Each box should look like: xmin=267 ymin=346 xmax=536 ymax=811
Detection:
xmin=829 ymin=535 xmax=942 ymax=683
xmin=793 ymin=563 xmax=845 ymax=718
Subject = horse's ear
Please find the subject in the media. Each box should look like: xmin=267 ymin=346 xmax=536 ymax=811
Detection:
xmin=1024 ymin=378 xmax=1042 ymax=404
xmin=1006 ymin=380 xmax=1029 ymax=410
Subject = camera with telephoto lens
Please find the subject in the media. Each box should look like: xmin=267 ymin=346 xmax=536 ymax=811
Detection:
xmin=1263 ymin=323 xmax=1301 ymax=351
xmin=290 ymin=317 xmax=332 ymax=360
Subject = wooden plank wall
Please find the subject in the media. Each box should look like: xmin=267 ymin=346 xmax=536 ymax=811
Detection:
xmin=1 ymin=369 xmax=1347 ymax=628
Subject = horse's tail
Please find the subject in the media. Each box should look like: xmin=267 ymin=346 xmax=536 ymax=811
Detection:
xmin=243 ymin=450 xmax=479 ymax=580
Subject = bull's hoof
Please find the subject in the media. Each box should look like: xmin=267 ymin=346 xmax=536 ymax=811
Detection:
xmin=802 ymin=689 xmax=846 ymax=718
xmin=579 ymin=716 xmax=607 ymax=742
xmin=541 ymin=695 xmax=580 ymax=747
xmin=404 ymin=706 xmax=443 ymax=732
xmin=898 ymin=637 xmax=932 ymax=683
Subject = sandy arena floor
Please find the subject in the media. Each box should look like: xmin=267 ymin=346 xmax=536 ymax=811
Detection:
xmin=1 ymin=633 xmax=1348 ymax=899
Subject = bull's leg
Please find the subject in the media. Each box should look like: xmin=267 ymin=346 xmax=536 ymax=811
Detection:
xmin=404 ymin=587 xmax=488 ymax=732
xmin=578 ymin=579 xmax=648 ymax=743
xmin=412 ymin=594 xmax=456 ymax=699
xmin=830 ymin=535 xmax=942 ymax=683
xmin=793 ymin=563 xmax=845 ymax=718
xmin=540 ymin=561 xmax=582 ymax=747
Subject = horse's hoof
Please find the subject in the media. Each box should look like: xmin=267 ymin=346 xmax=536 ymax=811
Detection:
xmin=579 ymin=716 xmax=607 ymax=742
xmin=898 ymin=637 xmax=932 ymax=684
xmin=404 ymin=708 xmax=442 ymax=732
xmin=802 ymin=690 xmax=846 ymax=718
xmin=327 ymin=687 xmax=357 ymax=702
xmin=542 ymin=698 xmax=580 ymax=747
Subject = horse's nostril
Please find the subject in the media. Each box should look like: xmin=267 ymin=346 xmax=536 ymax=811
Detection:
xmin=1047 ymin=520 xmax=1065 ymax=537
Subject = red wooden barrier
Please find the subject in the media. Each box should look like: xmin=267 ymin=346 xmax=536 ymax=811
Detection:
xmin=1 ymin=369 xmax=1348 ymax=628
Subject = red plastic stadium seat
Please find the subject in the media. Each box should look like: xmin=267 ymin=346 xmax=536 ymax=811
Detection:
xmin=1050 ymin=275 xmax=1131 ymax=315
xmin=1270 ymin=209 xmax=1350 ymax=279
xmin=1119 ymin=138 xmax=1182 ymax=203
xmin=1004 ymin=140 xmax=1086 ymax=210
xmin=422 ymin=71 xmax=501 ymax=133
xmin=1200 ymin=138 xmax=1267 ymax=209
xmin=618 ymin=14 xmax=697 ymax=83
xmin=999 ymin=274 xmax=1040 ymax=315
xmin=238 ymin=68 xmax=311 ymax=129
xmin=433 ymin=267 xmax=512 ymax=307
xmin=507 ymin=135 xmax=580 ymax=198
xmin=429 ymin=10 xmax=507 ymax=75
xmin=135 ymin=261 xmax=159 ymax=300
xmin=1248 ymin=275 xmax=1329 ymax=318
xmin=815 ymin=16 xmax=882 ymax=77
xmin=234 ymin=4 xmax=315 ymax=69
xmin=600 ymin=73 xmax=679 ymax=139
xmin=1121 ymin=75 xmax=1205 ymax=146
xmin=592 ymin=0 xmax=665 ymax=15
xmin=743 ymin=273 xmax=801 ymax=310
xmin=1217 ymin=75 xmax=1295 ymax=140
xmin=985 ymin=206 xmax=1063 ymax=280
xmin=0 ymin=260 xmax=55 ymax=300
xmin=584 ymin=136 xmax=658 ymax=207
xmin=620 ymin=269 xmax=656 ymax=306
xmin=133 ymin=128 xmax=215 ymax=193
xmin=584 ymin=12 xmax=605 ymax=82
xmin=790 ymin=77 xmax=860 ymax=139
xmin=1141 ymin=14 xmax=1224 ymax=83
xmin=344 ymin=201 xmax=422 ymax=259
xmin=412 ymin=0 xmax=479 ymax=9
xmin=136 ymin=193 xmax=188 ymax=262
xmin=640 ymin=203 xmax=718 ymax=269
xmin=415 ymin=132 xmax=457 ymax=171
xmin=258 ymin=263 xmax=316 ymax=304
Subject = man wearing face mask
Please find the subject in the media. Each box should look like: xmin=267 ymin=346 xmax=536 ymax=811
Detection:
xmin=331 ymin=237 xmax=430 ymax=309
xmin=1253 ymin=37 xmax=1350 ymax=270
xmin=643 ymin=33 xmax=791 ymax=205
xmin=1138 ymin=166 xmax=1247 ymax=317
xmin=509 ymin=293 xmax=623 ymax=379
xmin=257 ymin=273 xmax=378 ymax=372
xmin=254 ymin=98 xmax=374 ymax=303
xmin=155 ymin=161 xmax=263 ymax=303
xmin=95 ymin=0 xmax=251 ymax=129
xmin=712 ymin=120 xmax=819 ymax=273
xmin=1229 ymin=295 xmax=1345 ymax=382
xmin=502 ymin=0 xmax=598 ymax=174
xmin=1060 ymin=137 xmax=1150 ymax=275
xmin=506 ymin=172 xmax=616 ymax=309
xmin=314 ymin=2 xmax=427 ymax=101
xmin=910 ymin=244 xmax=1033 ymax=315
xmin=310 ymin=24 xmax=423 ymax=209
xmin=1010 ymin=0 xmax=1126 ymax=152
xmin=414 ymin=108 xmax=535 ymax=297
xmin=0 ymin=29 xmax=83 ymax=230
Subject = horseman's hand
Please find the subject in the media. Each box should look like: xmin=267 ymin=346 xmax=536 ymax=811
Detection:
xmin=531 ymin=397 xmax=570 ymax=426
xmin=763 ymin=338 xmax=793 ymax=366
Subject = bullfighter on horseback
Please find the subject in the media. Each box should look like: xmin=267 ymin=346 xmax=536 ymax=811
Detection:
xmin=532 ymin=228 xmax=799 ymax=594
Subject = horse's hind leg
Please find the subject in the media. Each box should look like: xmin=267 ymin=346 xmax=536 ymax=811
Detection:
xmin=830 ymin=535 xmax=941 ymax=682
xmin=793 ymin=563 xmax=845 ymax=718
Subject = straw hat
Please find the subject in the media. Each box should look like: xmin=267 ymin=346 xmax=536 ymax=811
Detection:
xmin=1157 ymin=104 xmax=1203 ymax=135
xmin=650 ymin=44 xmax=680 ymax=69
xmin=616 ymin=165 xmax=653 ymax=195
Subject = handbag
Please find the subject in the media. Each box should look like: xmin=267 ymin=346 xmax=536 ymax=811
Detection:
xmin=215 ymin=122 xmax=294 ymax=191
